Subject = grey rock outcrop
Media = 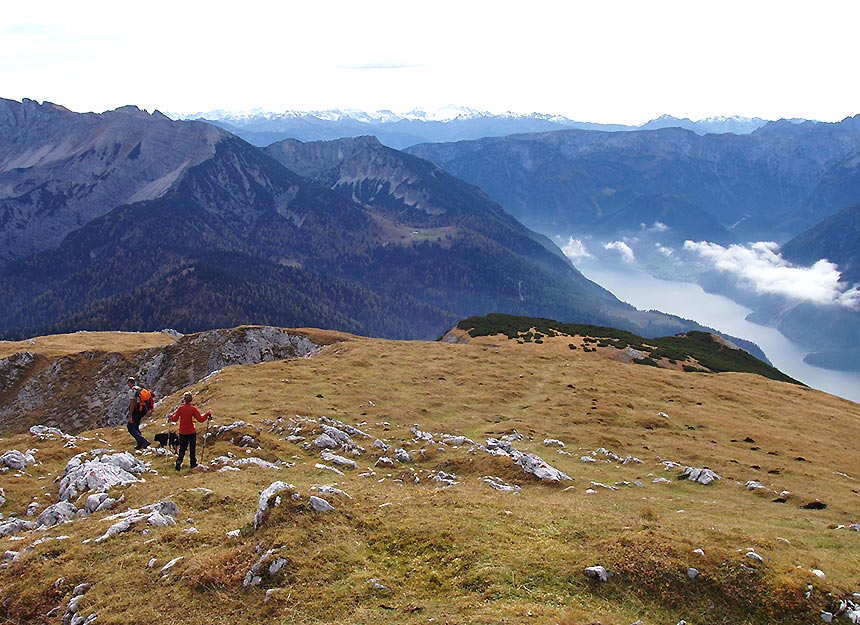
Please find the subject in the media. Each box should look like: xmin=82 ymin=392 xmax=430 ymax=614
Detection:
xmin=0 ymin=449 xmax=36 ymax=471
xmin=59 ymin=452 xmax=147 ymax=501
xmin=0 ymin=326 xmax=322 ymax=434
xmin=254 ymin=481 xmax=296 ymax=529
xmin=37 ymin=502 xmax=78 ymax=528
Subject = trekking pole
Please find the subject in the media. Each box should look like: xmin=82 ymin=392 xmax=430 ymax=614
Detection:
xmin=165 ymin=415 xmax=174 ymax=470
xmin=200 ymin=413 xmax=212 ymax=463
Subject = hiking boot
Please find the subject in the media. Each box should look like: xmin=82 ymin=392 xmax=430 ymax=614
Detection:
xmin=190 ymin=463 xmax=198 ymax=469
xmin=175 ymin=462 xmax=181 ymax=471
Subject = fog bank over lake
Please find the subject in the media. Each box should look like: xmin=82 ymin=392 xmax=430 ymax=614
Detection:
xmin=577 ymin=259 xmax=860 ymax=403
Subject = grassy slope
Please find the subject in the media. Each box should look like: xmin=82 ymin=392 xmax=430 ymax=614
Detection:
xmin=0 ymin=330 xmax=176 ymax=359
xmin=0 ymin=330 xmax=858 ymax=625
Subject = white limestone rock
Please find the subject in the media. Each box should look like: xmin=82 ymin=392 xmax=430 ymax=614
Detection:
xmin=0 ymin=518 xmax=38 ymax=538
xmin=682 ymin=467 xmax=721 ymax=485
xmin=254 ymin=481 xmax=296 ymax=529
xmin=37 ymin=502 xmax=78 ymax=528
xmin=584 ymin=565 xmax=610 ymax=582
xmin=59 ymin=452 xmax=147 ymax=502
xmin=310 ymin=484 xmax=352 ymax=499
xmin=319 ymin=451 xmax=359 ymax=469
xmin=0 ymin=449 xmax=36 ymax=470
xmin=309 ymin=496 xmax=334 ymax=512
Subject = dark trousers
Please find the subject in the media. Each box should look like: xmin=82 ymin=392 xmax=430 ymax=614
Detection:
xmin=127 ymin=418 xmax=149 ymax=449
xmin=176 ymin=433 xmax=198 ymax=469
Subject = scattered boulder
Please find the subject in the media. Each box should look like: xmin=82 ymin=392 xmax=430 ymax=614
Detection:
xmin=481 ymin=476 xmax=521 ymax=493
xmin=29 ymin=425 xmax=65 ymax=439
xmin=320 ymin=424 xmax=364 ymax=453
xmin=745 ymin=551 xmax=765 ymax=564
xmin=93 ymin=501 xmax=178 ymax=543
xmin=313 ymin=433 xmax=338 ymax=449
xmin=59 ymin=452 xmax=147 ymax=502
xmin=682 ymin=467 xmax=721 ymax=485
xmin=62 ymin=581 xmax=96 ymax=625
xmin=315 ymin=463 xmax=345 ymax=476
xmin=244 ymin=549 xmax=278 ymax=587
xmin=319 ymin=451 xmax=359 ymax=470
xmin=310 ymin=485 xmax=352 ymax=499
xmin=584 ymin=565 xmax=610 ymax=582
xmin=37 ymin=502 xmax=78 ymax=528
xmin=160 ymin=556 xmax=184 ymax=577
xmin=440 ymin=434 xmax=475 ymax=446
xmin=309 ymin=496 xmax=334 ymax=512
xmin=0 ymin=449 xmax=36 ymax=471
xmin=1 ymin=550 xmax=20 ymax=569
xmin=84 ymin=493 xmax=117 ymax=514
xmin=429 ymin=471 xmax=459 ymax=487
xmin=485 ymin=438 xmax=571 ymax=482
xmin=394 ymin=448 xmax=411 ymax=463
xmin=0 ymin=518 xmax=38 ymax=538
xmin=254 ymin=481 xmax=296 ymax=529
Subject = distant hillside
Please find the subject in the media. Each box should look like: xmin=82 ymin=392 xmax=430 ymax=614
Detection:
xmin=406 ymin=118 xmax=860 ymax=242
xmin=781 ymin=203 xmax=860 ymax=286
xmin=454 ymin=313 xmax=799 ymax=385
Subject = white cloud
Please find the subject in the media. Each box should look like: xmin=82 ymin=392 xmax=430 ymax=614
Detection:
xmin=561 ymin=238 xmax=593 ymax=262
xmin=604 ymin=241 xmax=636 ymax=263
xmin=683 ymin=240 xmax=860 ymax=309
xmin=641 ymin=221 xmax=670 ymax=233
xmin=655 ymin=243 xmax=674 ymax=257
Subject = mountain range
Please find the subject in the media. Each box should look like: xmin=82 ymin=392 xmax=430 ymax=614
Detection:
xmin=405 ymin=118 xmax=860 ymax=243
xmin=183 ymin=107 xmax=771 ymax=150
xmin=0 ymin=97 xmax=710 ymax=344
xmin=405 ymin=119 xmax=860 ymax=372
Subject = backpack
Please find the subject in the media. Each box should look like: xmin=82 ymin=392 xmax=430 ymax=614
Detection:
xmin=136 ymin=387 xmax=154 ymax=417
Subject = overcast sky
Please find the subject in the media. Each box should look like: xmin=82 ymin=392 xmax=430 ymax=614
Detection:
xmin=2 ymin=0 xmax=858 ymax=124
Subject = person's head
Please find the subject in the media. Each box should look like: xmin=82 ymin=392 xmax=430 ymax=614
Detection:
xmin=183 ymin=391 xmax=193 ymax=404
xmin=127 ymin=377 xmax=135 ymax=388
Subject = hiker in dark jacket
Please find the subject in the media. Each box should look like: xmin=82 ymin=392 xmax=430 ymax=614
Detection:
xmin=168 ymin=391 xmax=211 ymax=470
xmin=126 ymin=376 xmax=150 ymax=450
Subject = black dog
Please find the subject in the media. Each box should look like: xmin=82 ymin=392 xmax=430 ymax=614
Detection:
xmin=154 ymin=431 xmax=180 ymax=451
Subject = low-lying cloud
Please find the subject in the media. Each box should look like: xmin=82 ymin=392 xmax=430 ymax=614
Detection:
xmin=684 ymin=240 xmax=860 ymax=309
xmin=604 ymin=241 xmax=635 ymax=263
xmin=561 ymin=237 xmax=593 ymax=262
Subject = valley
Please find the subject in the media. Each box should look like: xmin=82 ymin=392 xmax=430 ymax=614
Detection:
xmin=575 ymin=258 xmax=860 ymax=403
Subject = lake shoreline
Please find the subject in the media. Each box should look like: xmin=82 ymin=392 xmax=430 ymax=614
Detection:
xmin=578 ymin=259 xmax=860 ymax=403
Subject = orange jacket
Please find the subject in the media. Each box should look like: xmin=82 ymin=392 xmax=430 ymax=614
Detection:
xmin=169 ymin=404 xmax=211 ymax=435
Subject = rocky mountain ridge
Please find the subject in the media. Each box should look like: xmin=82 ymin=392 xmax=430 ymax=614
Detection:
xmin=405 ymin=117 xmax=860 ymax=242
xmin=0 ymin=326 xmax=333 ymax=435
xmin=0 ymin=98 xmax=227 ymax=266
xmin=185 ymin=108 xmax=774 ymax=150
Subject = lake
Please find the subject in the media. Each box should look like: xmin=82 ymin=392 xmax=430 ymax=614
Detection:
xmin=576 ymin=259 xmax=860 ymax=403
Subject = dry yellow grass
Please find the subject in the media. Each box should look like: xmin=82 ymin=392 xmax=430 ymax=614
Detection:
xmin=0 ymin=329 xmax=858 ymax=625
xmin=0 ymin=330 xmax=177 ymax=359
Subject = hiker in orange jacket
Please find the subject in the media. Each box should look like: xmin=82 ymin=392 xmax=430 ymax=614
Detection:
xmin=168 ymin=391 xmax=211 ymax=471
xmin=126 ymin=377 xmax=150 ymax=450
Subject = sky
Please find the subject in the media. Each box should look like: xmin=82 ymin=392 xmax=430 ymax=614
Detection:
xmin=1 ymin=1 xmax=859 ymax=125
